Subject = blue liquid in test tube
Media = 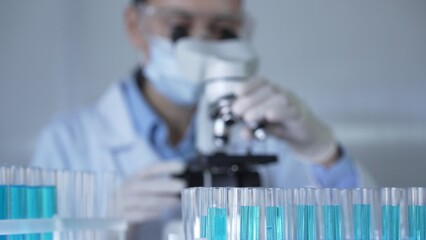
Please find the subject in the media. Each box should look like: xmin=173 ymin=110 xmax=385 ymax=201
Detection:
xmin=26 ymin=186 xmax=42 ymax=240
xmin=353 ymin=204 xmax=371 ymax=240
xmin=297 ymin=205 xmax=316 ymax=240
xmin=409 ymin=205 xmax=426 ymax=240
xmin=382 ymin=205 xmax=400 ymax=240
xmin=266 ymin=206 xmax=284 ymax=240
xmin=409 ymin=206 xmax=416 ymax=240
xmin=0 ymin=185 xmax=8 ymax=240
xmin=207 ymin=207 xmax=227 ymax=240
xmin=41 ymin=186 xmax=57 ymax=240
xmin=323 ymin=205 xmax=342 ymax=240
xmin=9 ymin=185 xmax=26 ymax=240
xmin=240 ymin=206 xmax=260 ymax=240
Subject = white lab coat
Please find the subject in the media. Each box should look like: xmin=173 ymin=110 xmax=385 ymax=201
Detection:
xmin=32 ymin=80 xmax=375 ymax=239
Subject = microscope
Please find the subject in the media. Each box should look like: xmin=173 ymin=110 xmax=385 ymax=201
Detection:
xmin=173 ymin=38 xmax=277 ymax=188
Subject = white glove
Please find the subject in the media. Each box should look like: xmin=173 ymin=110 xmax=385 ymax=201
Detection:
xmin=116 ymin=161 xmax=186 ymax=223
xmin=232 ymin=78 xmax=338 ymax=164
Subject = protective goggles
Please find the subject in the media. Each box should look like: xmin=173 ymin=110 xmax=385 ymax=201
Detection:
xmin=138 ymin=4 xmax=252 ymax=42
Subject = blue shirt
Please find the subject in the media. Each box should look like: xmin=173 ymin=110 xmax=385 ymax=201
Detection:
xmin=122 ymin=78 xmax=357 ymax=188
xmin=122 ymin=78 xmax=197 ymax=161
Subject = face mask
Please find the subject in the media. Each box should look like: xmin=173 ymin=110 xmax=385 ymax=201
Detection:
xmin=143 ymin=37 xmax=204 ymax=106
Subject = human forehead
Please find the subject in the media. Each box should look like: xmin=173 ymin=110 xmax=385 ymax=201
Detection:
xmin=148 ymin=0 xmax=242 ymax=14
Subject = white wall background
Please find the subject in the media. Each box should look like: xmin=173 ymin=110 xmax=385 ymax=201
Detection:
xmin=0 ymin=0 xmax=425 ymax=186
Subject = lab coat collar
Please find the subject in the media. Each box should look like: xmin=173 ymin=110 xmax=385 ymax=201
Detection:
xmin=96 ymin=79 xmax=138 ymax=148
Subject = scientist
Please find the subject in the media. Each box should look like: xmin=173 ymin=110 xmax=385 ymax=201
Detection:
xmin=32 ymin=0 xmax=374 ymax=239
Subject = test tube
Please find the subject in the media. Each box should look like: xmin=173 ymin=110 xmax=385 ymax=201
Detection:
xmin=56 ymin=170 xmax=75 ymax=240
xmin=55 ymin=170 xmax=72 ymax=218
xmin=0 ymin=167 xmax=9 ymax=240
xmin=239 ymin=188 xmax=264 ymax=240
xmin=78 ymin=171 xmax=96 ymax=239
xmin=319 ymin=189 xmax=344 ymax=240
xmin=207 ymin=188 xmax=227 ymax=240
xmin=265 ymin=188 xmax=286 ymax=240
xmin=9 ymin=166 xmax=26 ymax=240
xmin=26 ymin=168 xmax=42 ymax=240
xmin=294 ymin=188 xmax=318 ymax=240
xmin=381 ymin=188 xmax=404 ymax=240
xmin=95 ymin=172 xmax=119 ymax=218
xmin=283 ymin=189 xmax=295 ymax=240
xmin=183 ymin=187 xmax=212 ymax=240
xmin=407 ymin=187 xmax=426 ymax=240
xmin=83 ymin=171 xmax=95 ymax=218
xmin=74 ymin=171 xmax=84 ymax=218
xmin=351 ymin=188 xmax=378 ymax=240
xmin=41 ymin=169 xmax=57 ymax=240
xmin=227 ymin=188 xmax=239 ymax=240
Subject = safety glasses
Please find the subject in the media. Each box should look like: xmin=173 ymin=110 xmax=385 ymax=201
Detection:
xmin=138 ymin=4 xmax=252 ymax=42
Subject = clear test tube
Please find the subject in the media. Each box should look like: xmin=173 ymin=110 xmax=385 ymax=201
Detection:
xmin=381 ymin=188 xmax=405 ymax=240
xmin=206 ymin=187 xmax=228 ymax=240
xmin=0 ymin=167 xmax=8 ymax=220
xmin=74 ymin=171 xmax=83 ymax=219
xmin=182 ymin=187 xmax=197 ymax=240
xmin=80 ymin=171 xmax=96 ymax=240
xmin=227 ymin=187 xmax=240 ymax=240
xmin=95 ymin=172 xmax=119 ymax=218
xmin=283 ymin=189 xmax=295 ymax=240
xmin=0 ymin=167 xmax=9 ymax=240
xmin=55 ymin=169 xmax=71 ymax=218
xmin=265 ymin=188 xmax=285 ymax=240
xmin=338 ymin=189 xmax=353 ymax=240
xmin=83 ymin=171 xmax=95 ymax=218
xmin=294 ymin=188 xmax=318 ymax=240
xmin=319 ymin=189 xmax=344 ymax=240
xmin=41 ymin=169 xmax=57 ymax=240
xmin=75 ymin=170 xmax=86 ymax=240
xmin=407 ymin=187 xmax=426 ymax=240
xmin=9 ymin=166 xmax=26 ymax=240
xmin=239 ymin=188 xmax=265 ymax=240
xmin=26 ymin=168 xmax=42 ymax=240
xmin=351 ymin=188 xmax=378 ymax=240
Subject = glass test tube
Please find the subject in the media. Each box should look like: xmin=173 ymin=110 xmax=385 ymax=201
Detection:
xmin=239 ymin=188 xmax=264 ymax=240
xmin=294 ymin=188 xmax=318 ymax=240
xmin=351 ymin=188 xmax=377 ymax=240
xmin=319 ymin=189 xmax=343 ymax=240
xmin=95 ymin=172 xmax=118 ymax=219
xmin=41 ymin=169 xmax=57 ymax=240
xmin=26 ymin=168 xmax=42 ymax=240
xmin=265 ymin=188 xmax=286 ymax=240
xmin=74 ymin=171 xmax=84 ymax=219
xmin=0 ymin=167 xmax=9 ymax=240
xmin=182 ymin=187 xmax=208 ymax=240
xmin=84 ymin=172 xmax=95 ymax=219
xmin=9 ymin=167 xmax=26 ymax=240
xmin=75 ymin=171 xmax=96 ymax=239
xmin=407 ymin=187 xmax=426 ymax=240
xmin=227 ymin=188 xmax=239 ymax=240
xmin=55 ymin=170 xmax=71 ymax=218
xmin=381 ymin=188 xmax=404 ymax=240
xmin=207 ymin=188 xmax=227 ymax=240
xmin=56 ymin=170 xmax=74 ymax=240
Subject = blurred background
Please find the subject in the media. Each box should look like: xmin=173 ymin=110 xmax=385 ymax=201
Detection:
xmin=0 ymin=0 xmax=425 ymax=186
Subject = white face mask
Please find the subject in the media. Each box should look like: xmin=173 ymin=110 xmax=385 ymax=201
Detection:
xmin=143 ymin=37 xmax=258 ymax=106
xmin=143 ymin=37 xmax=204 ymax=106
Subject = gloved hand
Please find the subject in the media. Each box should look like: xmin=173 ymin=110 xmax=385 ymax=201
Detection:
xmin=116 ymin=161 xmax=186 ymax=223
xmin=232 ymin=78 xmax=338 ymax=165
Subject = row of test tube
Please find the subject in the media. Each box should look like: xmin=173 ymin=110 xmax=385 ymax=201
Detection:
xmin=0 ymin=166 xmax=120 ymax=240
xmin=182 ymin=187 xmax=426 ymax=240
